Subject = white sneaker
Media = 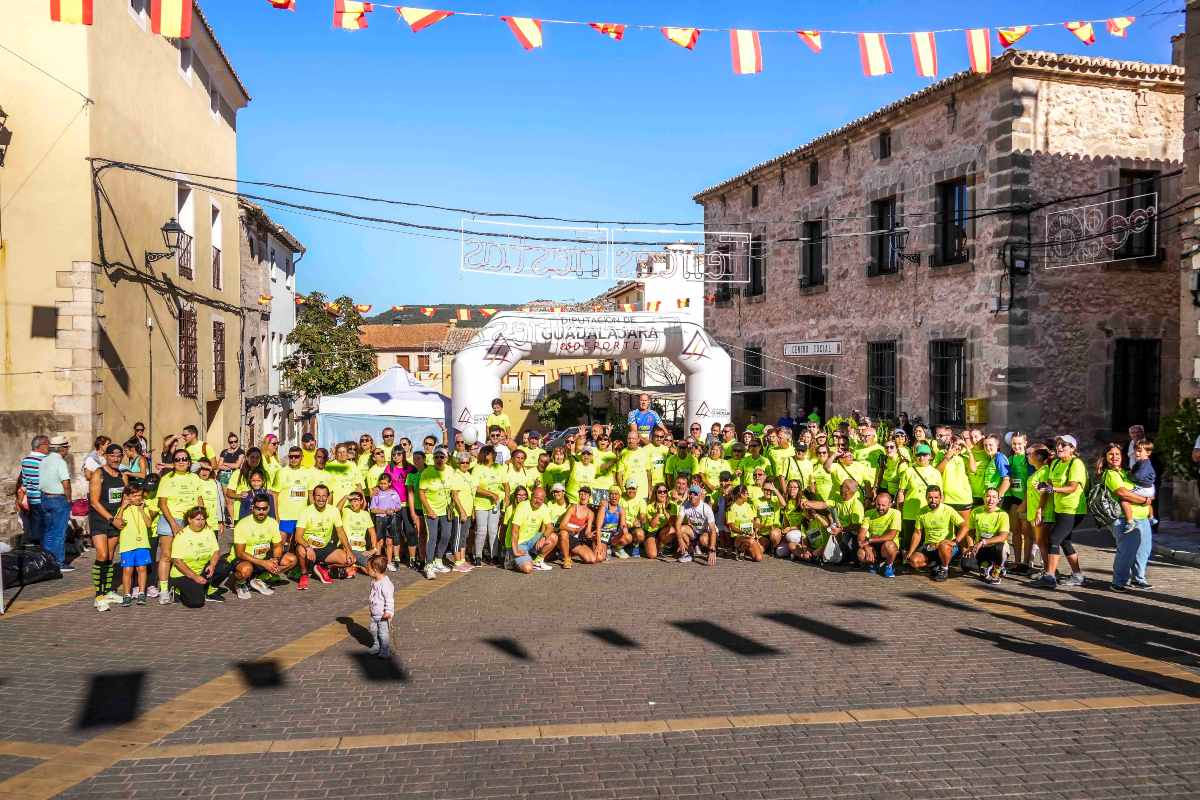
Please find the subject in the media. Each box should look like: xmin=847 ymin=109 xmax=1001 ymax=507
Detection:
xmin=678 ymin=552 xmax=693 ymax=564
xmin=158 ymin=589 xmax=173 ymax=605
xmin=424 ymin=564 xmax=438 ymax=581
xmin=433 ymin=561 xmax=451 ymax=574
xmin=235 ymin=584 xmax=252 ymax=600
xmin=249 ymin=578 xmax=273 ymax=596
xmin=532 ymin=560 xmax=553 ymax=571
xmin=386 ymin=562 xmax=398 ymax=573
xmin=146 ymin=585 xmax=160 ymax=599
xmin=104 ymin=591 xmax=123 ymax=604
xmin=94 ymin=598 xmax=110 ymax=612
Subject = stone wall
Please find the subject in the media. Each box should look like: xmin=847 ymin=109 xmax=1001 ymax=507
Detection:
xmin=239 ymin=211 xmax=270 ymax=440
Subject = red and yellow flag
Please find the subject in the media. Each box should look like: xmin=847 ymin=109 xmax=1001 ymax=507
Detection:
xmin=456 ymin=308 xmax=471 ymax=321
xmin=662 ymin=27 xmax=699 ymax=50
xmin=910 ymin=32 xmax=937 ymax=78
xmin=965 ymin=28 xmax=991 ymax=73
xmin=1065 ymin=21 xmax=1095 ymax=45
xmin=50 ymin=0 xmax=93 ymax=25
xmin=589 ymin=22 xmax=626 ymax=40
xmin=259 ymin=294 xmax=273 ymax=305
xmin=354 ymin=304 xmax=372 ymax=314
xmin=796 ymin=30 xmax=822 ymax=53
xmin=676 ymin=297 xmax=691 ymax=309
xmin=730 ymin=30 xmax=762 ymax=75
xmin=858 ymin=33 xmax=893 ymax=77
xmin=151 ymin=0 xmax=192 ymax=38
xmin=502 ymin=16 xmax=543 ymax=49
xmin=325 ymin=303 xmax=341 ymax=314
xmin=1107 ymin=17 xmax=1135 ymax=37
xmin=479 ymin=308 xmax=497 ymax=318
xmin=997 ymin=26 xmax=1031 ymax=48
xmin=333 ymin=1 xmax=372 ymax=30
xmin=420 ymin=306 xmax=436 ymax=317
xmin=620 ymin=303 xmax=635 ymax=312
xmin=397 ymin=7 xmax=452 ymax=31
xmin=268 ymin=0 xmax=296 ymax=10
xmin=295 ymin=296 xmax=306 ymax=306
xmin=645 ymin=300 xmax=662 ymax=312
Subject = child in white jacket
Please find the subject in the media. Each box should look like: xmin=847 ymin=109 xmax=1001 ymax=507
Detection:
xmin=365 ymin=554 xmax=394 ymax=658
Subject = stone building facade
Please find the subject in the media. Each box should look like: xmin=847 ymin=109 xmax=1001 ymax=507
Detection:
xmin=696 ymin=50 xmax=1183 ymax=450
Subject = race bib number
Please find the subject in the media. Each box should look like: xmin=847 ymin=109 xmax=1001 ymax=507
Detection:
xmin=107 ymin=487 xmax=124 ymax=505
xmin=289 ymin=486 xmax=307 ymax=499
xmin=349 ymin=533 xmax=367 ymax=550
xmin=739 ymin=521 xmax=754 ymax=533
xmin=251 ymin=543 xmax=270 ymax=559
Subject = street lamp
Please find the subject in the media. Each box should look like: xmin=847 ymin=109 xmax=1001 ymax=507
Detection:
xmin=0 ymin=106 xmax=12 ymax=168
xmin=146 ymin=217 xmax=192 ymax=265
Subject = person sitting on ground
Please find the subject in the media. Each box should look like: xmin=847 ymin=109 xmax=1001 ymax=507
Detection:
xmin=510 ymin=486 xmax=559 ymax=574
xmin=617 ymin=479 xmax=647 ymax=559
xmin=676 ymin=483 xmax=719 ymax=566
xmin=227 ymin=496 xmax=298 ymax=599
xmin=746 ymin=467 xmax=784 ymax=556
xmin=294 ymin=484 xmax=352 ymax=589
xmin=594 ymin=488 xmax=628 ymax=562
xmin=340 ymin=490 xmax=380 ymax=577
xmin=904 ymin=486 xmax=968 ymax=582
xmin=641 ymin=483 xmax=674 ymax=560
xmin=964 ymin=487 xmax=1010 ymax=585
xmin=558 ymin=485 xmax=597 ymax=567
xmin=725 ymin=485 xmax=763 ymax=561
xmin=169 ymin=507 xmax=225 ymax=608
xmin=859 ymin=490 xmax=902 ymax=579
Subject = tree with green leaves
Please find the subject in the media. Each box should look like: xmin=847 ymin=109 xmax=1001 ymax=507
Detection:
xmin=281 ymin=292 xmax=378 ymax=399
xmin=531 ymin=390 xmax=593 ymax=431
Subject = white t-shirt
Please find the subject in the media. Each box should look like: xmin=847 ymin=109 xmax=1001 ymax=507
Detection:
xmin=679 ymin=500 xmax=716 ymax=532
xmin=493 ymin=443 xmax=512 ymax=465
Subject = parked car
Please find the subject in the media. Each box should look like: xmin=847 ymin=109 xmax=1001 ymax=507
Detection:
xmin=544 ymin=425 xmax=587 ymax=453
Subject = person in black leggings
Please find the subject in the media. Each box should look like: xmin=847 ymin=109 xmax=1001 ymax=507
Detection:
xmin=1035 ymin=436 xmax=1088 ymax=589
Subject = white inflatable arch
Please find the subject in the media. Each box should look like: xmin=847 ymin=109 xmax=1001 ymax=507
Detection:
xmin=451 ymin=311 xmax=731 ymax=440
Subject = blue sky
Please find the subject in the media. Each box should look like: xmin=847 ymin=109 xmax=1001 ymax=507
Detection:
xmin=201 ymin=0 xmax=1179 ymax=306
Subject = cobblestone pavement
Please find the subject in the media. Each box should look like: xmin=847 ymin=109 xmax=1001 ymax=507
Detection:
xmin=3 ymin=531 xmax=1200 ymax=799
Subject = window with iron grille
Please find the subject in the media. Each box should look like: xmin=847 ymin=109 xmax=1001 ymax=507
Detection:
xmin=747 ymin=236 xmax=766 ymax=296
xmin=211 ymin=246 xmax=222 ymax=290
xmin=1117 ymin=170 xmax=1159 ymax=260
xmin=934 ymin=178 xmax=969 ymax=266
xmin=808 ymin=160 xmax=819 ymax=186
xmin=560 ymin=374 xmax=576 ymax=392
xmin=877 ymin=130 xmax=892 ymax=159
xmin=801 ymin=220 xmax=825 ymax=287
xmin=929 ymin=339 xmax=966 ymax=427
xmin=868 ymin=197 xmax=898 ymax=276
xmin=751 ymin=184 xmax=760 ymax=208
xmin=867 ymin=341 xmax=897 ymax=420
xmin=744 ymin=346 xmax=764 ymax=387
xmin=178 ymin=307 xmax=198 ymax=398
xmin=418 ymin=353 xmax=431 ymax=372
xmin=176 ymin=185 xmax=194 ymax=280
xmin=212 ymin=320 xmax=226 ymax=399
xmin=1112 ymin=338 xmax=1161 ymax=432
xmin=588 ymin=374 xmax=604 ymax=392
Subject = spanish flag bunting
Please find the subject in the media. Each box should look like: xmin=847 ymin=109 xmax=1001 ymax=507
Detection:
xmin=397 ymin=7 xmax=453 ymax=32
xmin=591 ymin=304 xmax=604 ymax=312
xmin=502 ymin=16 xmax=543 ymax=50
xmin=333 ymin=0 xmax=372 ymax=30
xmin=645 ymin=300 xmax=662 ymax=311
xmin=325 ymin=302 xmax=341 ymax=314
xmin=1107 ymin=17 xmax=1134 ymax=38
xmin=390 ymin=305 xmax=405 ymax=312
xmin=259 ymin=294 xmax=273 ymax=305
xmin=479 ymin=308 xmax=497 ymax=317
xmin=704 ymin=292 xmax=716 ymax=305
xmin=295 ymin=296 xmax=306 ymax=305
xmin=420 ymin=306 xmax=436 ymax=317
xmin=151 ymin=0 xmax=192 ymax=38
xmin=965 ymin=28 xmax=991 ymax=73
xmin=620 ymin=303 xmax=635 ymax=312
xmin=677 ymin=297 xmax=690 ymax=308
xmin=858 ymin=33 xmax=893 ymax=77
xmin=355 ymin=304 xmax=373 ymax=314
xmin=50 ymin=0 xmax=93 ymax=25
xmin=997 ymin=26 xmax=1031 ymax=48
xmin=729 ymin=30 xmax=762 ymax=75
xmin=268 ymin=0 xmax=296 ymax=10
xmin=456 ymin=308 xmax=471 ymax=321
xmin=1065 ymin=21 xmax=1095 ymax=45
xmin=551 ymin=306 xmax=564 ymax=313
xmin=796 ymin=30 xmax=822 ymax=53
xmin=909 ymin=31 xmax=937 ymax=78
xmin=589 ymin=22 xmax=626 ymax=41
xmin=662 ymin=27 xmax=699 ymax=50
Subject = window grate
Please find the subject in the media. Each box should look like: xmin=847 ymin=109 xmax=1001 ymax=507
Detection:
xmin=928 ymin=339 xmax=966 ymax=426
xmin=867 ymin=341 xmax=897 ymax=420
xmin=212 ymin=320 xmax=226 ymax=399
xmin=934 ymin=178 xmax=969 ymax=266
xmin=1112 ymin=338 xmax=1161 ymax=431
xmin=1117 ymin=170 xmax=1159 ymax=260
xmin=801 ymin=220 xmax=825 ymax=287
xmin=211 ymin=247 xmax=222 ymax=290
xmin=868 ymin=198 xmax=898 ymax=276
xmin=744 ymin=347 xmax=764 ymax=387
xmin=747 ymin=235 xmax=766 ymax=296
xmin=179 ymin=307 xmax=198 ymax=398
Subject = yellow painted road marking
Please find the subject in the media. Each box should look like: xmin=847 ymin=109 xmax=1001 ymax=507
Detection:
xmin=0 ymin=588 xmax=95 ymax=619
xmin=0 ymin=573 xmax=462 ymax=800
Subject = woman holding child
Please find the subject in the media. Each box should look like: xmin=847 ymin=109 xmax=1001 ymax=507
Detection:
xmin=1096 ymin=443 xmax=1154 ymax=592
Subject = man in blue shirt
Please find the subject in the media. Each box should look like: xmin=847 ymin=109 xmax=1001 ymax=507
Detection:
xmin=627 ymin=393 xmax=664 ymax=441
xmin=19 ymin=435 xmax=49 ymax=544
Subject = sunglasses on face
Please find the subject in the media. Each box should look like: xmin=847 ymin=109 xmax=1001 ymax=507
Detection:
xmin=289 ymin=454 xmax=301 ymax=459
xmin=656 ymin=489 xmax=668 ymax=494
xmin=174 ymin=457 xmax=189 ymax=463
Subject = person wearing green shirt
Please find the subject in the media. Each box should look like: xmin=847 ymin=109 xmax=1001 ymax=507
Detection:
xmin=853 ymin=427 xmax=886 ymax=473
xmin=505 ymin=449 xmax=540 ymax=503
xmin=896 ymin=445 xmax=941 ymax=543
xmin=1018 ymin=444 xmax=1053 ymax=576
xmin=936 ymin=437 xmax=975 ymax=514
xmin=446 ymin=453 xmax=476 ymax=573
xmin=168 ymin=506 xmax=223 ymax=608
xmin=859 ymin=491 xmax=902 ymax=577
xmin=878 ymin=439 xmax=910 ymax=497
xmin=323 ymin=444 xmax=364 ymax=508
xmin=471 ymin=446 xmax=506 ymax=567
xmin=542 ymin=447 xmax=573 ymax=493
xmin=1099 ymin=443 xmax=1153 ymax=591
xmin=765 ymin=430 xmax=795 ymax=493
xmin=229 ymin=496 xmax=296 ymax=598
xmin=154 ymin=449 xmax=205 ymax=603
xmin=643 ymin=428 xmax=671 ymax=488
xmin=905 ymin=486 xmax=968 ymax=581
xmin=591 ymin=436 xmax=618 ymax=504
xmin=1034 ymin=435 xmax=1090 ymax=589
xmin=510 ymin=486 xmax=559 ymax=573
xmin=746 ymin=468 xmax=783 ymax=555
xmin=720 ymin=425 xmax=739 ymax=459
xmin=617 ymin=430 xmax=653 ymax=500
xmin=295 ymin=485 xmax=352 ymax=589
xmin=965 ymin=487 xmax=1010 ymax=584
xmin=823 ymin=449 xmax=871 ymax=503
xmin=737 ymin=440 xmax=772 ymax=488
xmin=341 ymin=490 xmax=381 ymax=571
xmin=745 ymin=415 xmax=767 ymax=439
xmin=364 ymin=447 xmax=389 ymax=496
xmin=487 ymin=398 xmax=512 ymax=438
xmin=419 ymin=448 xmax=455 ymax=580
xmin=617 ymin=480 xmax=648 ymax=559
xmin=665 ymin=441 xmax=700 ymax=486
xmin=725 ymin=486 xmax=763 ymax=561
xmin=566 ymin=447 xmax=598 ymax=506
xmin=273 ymin=447 xmax=318 ymax=543
xmin=1003 ymin=432 xmax=1031 ymax=573
xmin=698 ymin=444 xmax=731 ymax=502
xmin=642 ymin=483 xmax=674 ymax=560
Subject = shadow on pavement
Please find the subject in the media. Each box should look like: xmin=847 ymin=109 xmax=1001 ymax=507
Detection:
xmin=76 ymin=671 xmax=144 ymax=729
xmin=336 ymin=616 xmax=374 ymax=648
xmin=236 ymin=660 xmax=285 ymax=689
xmin=585 ymin=627 xmax=641 ymax=649
xmin=830 ymin=600 xmax=889 ymax=611
xmin=904 ymin=590 xmax=981 ymax=613
xmin=761 ymin=611 xmax=876 ymax=646
xmin=484 ymin=637 xmax=532 ymax=661
xmin=351 ymin=652 xmax=410 ymax=682
xmin=672 ymin=620 xmax=780 ymax=656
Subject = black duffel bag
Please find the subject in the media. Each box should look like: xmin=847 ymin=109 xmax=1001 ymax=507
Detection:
xmin=2 ymin=544 xmax=63 ymax=587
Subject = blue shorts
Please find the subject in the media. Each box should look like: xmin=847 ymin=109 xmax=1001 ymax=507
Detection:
xmin=121 ymin=548 xmax=152 ymax=568
xmin=279 ymin=520 xmax=297 ymax=535
xmin=513 ymin=535 xmax=543 ymax=568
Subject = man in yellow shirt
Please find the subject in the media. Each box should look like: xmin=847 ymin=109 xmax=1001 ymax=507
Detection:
xmin=273 ymin=446 xmax=318 ymax=544
xmin=509 ymin=486 xmax=559 ymax=574
xmin=295 ymin=484 xmax=352 ymax=589
xmin=299 ymin=432 xmax=319 ymax=468
xmin=859 ymin=490 xmax=902 ymax=578
xmin=228 ymin=496 xmax=297 ymax=598
xmin=905 ymin=486 xmax=969 ymax=581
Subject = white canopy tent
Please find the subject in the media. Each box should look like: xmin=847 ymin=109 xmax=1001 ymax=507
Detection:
xmin=316 ymin=366 xmax=450 ymax=449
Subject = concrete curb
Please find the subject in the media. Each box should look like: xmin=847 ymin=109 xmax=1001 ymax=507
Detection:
xmin=1152 ymin=544 xmax=1200 ymax=567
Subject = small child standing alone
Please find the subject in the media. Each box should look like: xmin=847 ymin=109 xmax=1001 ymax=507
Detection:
xmin=115 ymin=483 xmax=154 ymax=607
xmin=365 ymin=554 xmax=395 ymax=658
xmin=1124 ymin=439 xmax=1157 ymax=526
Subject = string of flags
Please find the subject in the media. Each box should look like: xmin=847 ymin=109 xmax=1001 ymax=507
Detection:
xmin=47 ymin=2 xmax=1143 ymax=79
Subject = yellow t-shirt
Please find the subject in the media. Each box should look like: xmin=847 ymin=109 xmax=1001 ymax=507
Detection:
xmin=738 ymin=455 xmax=773 ymax=488
xmin=447 ymin=468 xmax=475 ymax=519
xmin=897 ymin=464 xmax=942 ymax=521
xmin=1104 ymin=469 xmax=1150 ymax=520
xmin=505 ymin=464 xmax=540 ymax=501
xmin=418 ymin=466 xmax=452 ymax=517
xmin=864 ymin=508 xmax=902 ymax=542
xmin=1049 ymin=457 xmax=1087 ymax=515
xmin=322 ymin=460 xmax=363 ymax=505
xmin=487 ymin=412 xmax=511 ymax=433
xmin=618 ymin=495 xmax=647 ymax=527
xmin=116 ymin=506 xmax=152 ymax=553
xmin=916 ymin=504 xmax=965 ymax=546
xmin=747 ymin=486 xmax=780 ymax=524
xmin=231 ymin=515 xmax=282 ymax=561
xmin=472 ymin=463 xmax=506 ymax=511
xmin=297 ymin=504 xmax=341 ymax=549
xmin=833 ymin=496 xmax=866 ymax=530
xmin=299 ymin=447 xmax=317 ymax=468
xmin=726 ymin=501 xmax=757 ymax=537
xmin=618 ymin=447 xmax=651 ymax=496
xmin=592 ymin=449 xmax=618 ymax=489
xmin=185 ymin=440 xmax=216 ymax=464
xmin=510 ymin=500 xmax=554 ymax=547
xmin=939 ymin=455 xmax=974 ymax=506
xmin=340 ymin=508 xmax=375 ymax=551
xmin=274 ymin=466 xmax=317 ymax=521
xmin=970 ymin=508 xmax=1010 ymax=540
xmin=565 ymin=460 xmax=597 ymax=504
xmin=158 ymin=471 xmax=203 ymax=521
xmin=169 ymin=528 xmax=218 ymax=578
xmin=644 ymin=444 xmax=670 ymax=485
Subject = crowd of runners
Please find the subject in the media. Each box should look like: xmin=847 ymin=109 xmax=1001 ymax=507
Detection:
xmin=19 ymin=393 xmax=1158 ymax=613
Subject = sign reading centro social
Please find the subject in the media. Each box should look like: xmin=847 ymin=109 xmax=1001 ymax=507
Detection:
xmin=784 ymin=340 xmax=841 ymax=357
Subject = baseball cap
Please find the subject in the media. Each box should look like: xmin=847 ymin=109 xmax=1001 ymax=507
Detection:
xmin=550 ymin=482 xmax=565 ymax=492
xmin=624 ymin=478 xmax=639 ymax=488
xmin=1056 ymin=434 xmax=1078 ymax=448
xmin=433 ymin=446 xmax=449 ymax=456
xmin=688 ymin=484 xmax=704 ymax=495
xmin=915 ymin=444 xmax=933 ymax=456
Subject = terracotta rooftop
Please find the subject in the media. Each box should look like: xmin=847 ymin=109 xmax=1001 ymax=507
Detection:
xmin=360 ymin=323 xmax=451 ymax=351
xmin=694 ymin=49 xmax=1183 ymax=201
